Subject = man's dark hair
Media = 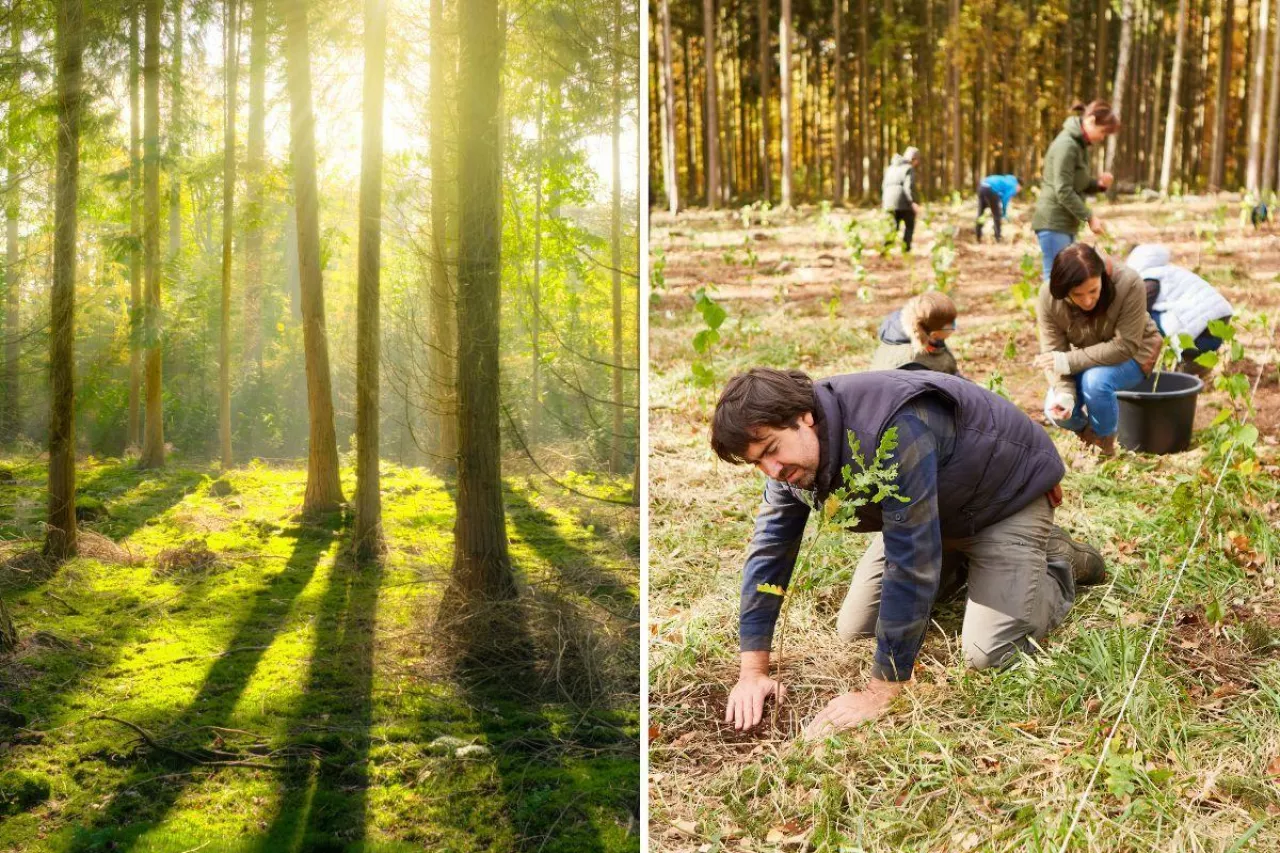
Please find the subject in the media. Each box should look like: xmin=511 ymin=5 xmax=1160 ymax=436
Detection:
xmin=711 ymin=368 xmax=816 ymax=464
xmin=1049 ymin=242 xmax=1114 ymax=314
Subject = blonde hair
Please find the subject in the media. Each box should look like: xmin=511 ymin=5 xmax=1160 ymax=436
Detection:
xmin=901 ymin=291 xmax=958 ymax=351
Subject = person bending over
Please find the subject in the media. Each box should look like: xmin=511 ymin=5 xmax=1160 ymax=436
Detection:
xmin=871 ymin=291 xmax=960 ymax=374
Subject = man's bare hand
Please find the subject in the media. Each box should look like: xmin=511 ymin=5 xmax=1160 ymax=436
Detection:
xmin=804 ymin=680 xmax=904 ymax=737
xmin=725 ymin=671 xmax=785 ymax=732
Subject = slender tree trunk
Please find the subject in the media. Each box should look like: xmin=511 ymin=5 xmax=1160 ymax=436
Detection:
xmin=354 ymin=0 xmax=387 ymax=560
xmin=779 ymin=0 xmax=792 ymax=206
xmin=282 ymin=0 xmax=344 ymax=512
xmin=1248 ymin=0 xmax=1270 ymax=190
xmin=833 ymin=0 xmax=844 ymax=204
xmin=139 ymin=0 xmax=165 ymax=469
xmin=758 ymin=0 xmax=771 ymax=201
xmin=530 ymin=80 xmax=543 ymax=443
xmin=168 ymin=0 xmax=182 ymax=261
xmin=702 ymin=0 xmax=719 ymax=207
xmin=660 ymin=0 xmax=679 ymax=213
xmin=1264 ymin=0 xmax=1280 ymax=191
xmin=4 ymin=3 xmax=22 ymax=444
xmin=126 ymin=7 xmax=141 ymax=448
xmin=610 ymin=0 xmax=625 ymax=474
xmin=243 ymin=0 xmax=266 ymax=373
xmin=950 ymin=0 xmax=961 ymax=190
xmin=1147 ymin=11 xmax=1166 ymax=187
xmin=46 ymin=0 xmax=83 ymax=560
xmin=1105 ymin=0 xmax=1135 ymax=178
xmin=429 ymin=0 xmax=457 ymax=473
xmin=451 ymin=0 xmax=514 ymax=602
xmin=1210 ymin=0 xmax=1235 ymax=190
xmin=1097 ymin=0 xmax=1108 ymax=98
xmin=219 ymin=0 xmax=239 ymax=470
xmin=683 ymin=30 xmax=697 ymax=201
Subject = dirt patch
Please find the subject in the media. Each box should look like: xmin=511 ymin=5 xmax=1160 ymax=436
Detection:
xmin=153 ymin=540 xmax=224 ymax=579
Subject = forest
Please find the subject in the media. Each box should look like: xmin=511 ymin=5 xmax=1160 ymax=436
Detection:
xmin=649 ymin=0 xmax=1280 ymax=851
xmin=0 ymin=0 xmax=641 ymax=850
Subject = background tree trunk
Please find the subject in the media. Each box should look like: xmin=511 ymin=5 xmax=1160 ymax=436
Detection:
xmin=1264 ymin=0 xmax=1280 ymax=191
xmin=219 ymin=0 xmax=239 ymax=470
xmin=832 ymin=0 xmax=843 ymax=205
xmin=242 ymin=0 xmax=267 ymax=374
xmin=1210 ymin=0 xmax=1234 ymax=190
xmin=47 ymin=0 xmax=84 ymax=560
xmin=702 ymin=0 xmax=719 ymax=207
xmin=1105 ymin=0 xmax=1134 ymax=179
xmin=1247 ymin=0 xmax=1270 ymax=190
xmin=139 ymin=0 xmax=165 ymax=469
xmin=354 ymin=0 xmax=387 ymax=561
xmin=450 ymin=0 xmax=515 ymax=602
xmin=168 ymin=0 xmax=182 ymax=262
xmin=282 ymin=0 xmax=344 ymax=513
xmin=779 ymin=0 xmax=792 ymax=206
xmin=127 ymin=6 xmax=141 ymax=448
xmin=758 ymin=0 xmax=771 ymax=201
xmin=5 ymin=2 xmax=22 ymax=444
xmin=428 ymin=0 xmax=458 ymax=474
xmin=660 ymin=0 xmax=679 ymax=213
xmin=611 ymin=0 xmax=625 ymax=475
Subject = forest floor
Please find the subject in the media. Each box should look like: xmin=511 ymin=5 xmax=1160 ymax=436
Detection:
xmin=649 ymin=195 xmax=1280 ymax=852
xmin=0 ymin=456 xmax=639 ymax=852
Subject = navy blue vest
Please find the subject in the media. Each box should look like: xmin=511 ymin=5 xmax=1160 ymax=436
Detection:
xmin=811 ymin=371 xmax=1064 ymax=538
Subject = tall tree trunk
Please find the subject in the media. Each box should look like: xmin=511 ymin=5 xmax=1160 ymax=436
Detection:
xmin=168 ymin=0 xmax=182 ymax=261
xmin=1105 ymin=0 xmax=1135 ymax=178
xmin=1147 ymin=10 xmax=1166 ymax=188
xmin=832 ymin=0 xmax=844 ymax=204
xmin=779 ymin=0 xmax=792 ymax=206
xmin=451 ymin=0 xmax=514 ymax=602
xmin=530 ymin=79 xmax=543 ymax=442
xmin=126 ymin=7 xmax=141 ymax=448
xmin=1264 ymin=0 xmax=1280 ymax=191
xmin=1096 ymin=0 xmax=1108 ymax=98
xmin=139 ymin=0 xmax=165 ymax=469
xmin=683 ymin=30 xmax=697 ymax=201
xmin=858 ymin=0 xmax=869 ymax=197
xmin=758 ymin=0 xmax=771 ymax=201
xmin=354 ymin=0 xmax=387 ymax=561
xmin=243 ymin=0 xmax=267 ymax=373
xmin=219 ymin=0 xmax=239 ymax=470
xmin=950 ymin=0 xmax=961 ymax=190
xmin=46 ymin=0 xmax=83 ymax=560
xmin=1210 ymin=0 xmax=1235 ymax=190
xmin=611 ymin=0 xmax=625 ymax=475
xmin=660 ymin=0 xmax=679 ymax=213
xmin=1248 ymin=0 xmax=1270 ymax=190
xmin=4 ymin=2 xmax=22 ymax=444
xmin=282 ymin=0 xmax=344 ymax=513
xmin=702 ymin=0 xmax=719 ymax=207
xmin=428 ymin=0 xmax=457 ymax=473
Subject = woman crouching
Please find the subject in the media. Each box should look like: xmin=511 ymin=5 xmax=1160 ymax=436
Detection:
xmin=1035 ymin=243 xmax=1162 ymax=456
xmin=871 ymin=291 xmax=959 ymax=374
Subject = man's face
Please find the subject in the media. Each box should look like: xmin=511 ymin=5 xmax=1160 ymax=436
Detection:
xmin=742 ymin=412 xmax=821 ymax=490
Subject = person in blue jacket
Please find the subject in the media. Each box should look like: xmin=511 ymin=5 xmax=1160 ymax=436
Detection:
xmin=976 ymin=174 xmax=1021 ymax=243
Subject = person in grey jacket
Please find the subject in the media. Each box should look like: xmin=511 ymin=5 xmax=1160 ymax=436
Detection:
xmin=882 ymin=146 xmax=921 ymax=252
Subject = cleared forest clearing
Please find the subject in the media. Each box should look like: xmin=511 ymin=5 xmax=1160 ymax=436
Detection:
xmin=0 ymin=457 xmax=639 ymax=852
xmin=649 ymin=196 xmax=1280 ymax=852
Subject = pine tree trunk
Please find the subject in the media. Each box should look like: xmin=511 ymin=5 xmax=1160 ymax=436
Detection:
xmin=758 ymin=0 xmax=771 ymax=201
xmin=168 ymin=0 xmax=182 ymax=262
xmin=1248 ymin=0 xmax=1270 ymax=190
xmin=243 ymin=0 xmax=267 ymax=374
xmin=219 ymin=0 xmax=239 ymax=470
xmin=282 ymin=0 xmax=344 ymax=513
xmin=1263 ymin=0 xmax=1280 ymax=191
xmin=1097 ymin=0 xmax=1109 ymax=99
xmin=683 ymin=30 xmax=697 ymax=200
xmin=126 ymin=8 xmax=141 ymax=448
xmin=779 ymin=0 xmax=792 ymax=206
xmin=46 ymin=0 xmax=82 ymax=561
xmin=530 ymin=81 xmax=543 ymax=443
xmin=5 ymin=3 xmax=22 ymax=444
xmin=702 ymin=0 xmax=719 ymax=208
xmin=1147 ymin=10 xmax=1167 ymax=188
xmin=450 ymin=0 xmax=514 ymax=602
xmin=354 ymin=0 xmax=387 ymax=561
xmin=949 ymin=0 xmax=961 ymax=190
xmin=611 ymin=0 xmax=625 ymax=475
xmin=1210 ymin=0 xmax=1235 ymax=190
xmin=429 ymin=0 xmax=457 ymax=473
xmin=139 ymin=0 xmax=165 ymax=469
xmin=1105 ymin=0 xmax=1134 ymax=178
xmin=832 ymin=0 xmax=844 ymax=205
xmin=660 ymin=0 xmax=679 ymax=213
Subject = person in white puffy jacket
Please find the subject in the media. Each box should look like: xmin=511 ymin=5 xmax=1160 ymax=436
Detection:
xmin=1124 ymin=244 xmax=1233 ymax=375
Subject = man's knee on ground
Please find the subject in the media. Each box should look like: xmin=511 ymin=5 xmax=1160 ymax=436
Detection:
xmin=836 ymin=613 xmax=877 ymax=643
xmin=963 ymin=638 xmax=1019 ymax=671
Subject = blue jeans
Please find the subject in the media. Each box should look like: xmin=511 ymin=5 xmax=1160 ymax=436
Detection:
xmin=1151 ymin=310 xmax=1226 ymax=358
xmin=1049 ymin=359 xmax=1147 ymax=437
xmin=1036 ymin=230 xmax=1075 ymax=281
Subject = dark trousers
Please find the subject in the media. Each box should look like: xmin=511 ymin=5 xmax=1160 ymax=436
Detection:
xmin=890 ymin=209 xmax=916 ymax=252
xmin=976 ymin=186 xmax=1003 ymax=242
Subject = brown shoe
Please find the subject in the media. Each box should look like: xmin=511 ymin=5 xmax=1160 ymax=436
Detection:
xmin=1048 ymin=525 xmax=1107 ymax=586
xmin=1076 ymin=426 xmax=1118 ymax=457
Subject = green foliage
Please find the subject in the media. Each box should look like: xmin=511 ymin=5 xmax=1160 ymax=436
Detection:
xmin=690 ymin=287 xmax=728 ymax=387
xmin=1010 ymin=252 xmax=1040 ymax=312
xmin=929 ymin=229 xmax=957 ymax=293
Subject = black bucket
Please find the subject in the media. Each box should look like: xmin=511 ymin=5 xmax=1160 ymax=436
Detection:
xmin=1115 ymin=371 xmax=1204 ymax=454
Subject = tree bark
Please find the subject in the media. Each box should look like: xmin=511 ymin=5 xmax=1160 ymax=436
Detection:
xmin=168 ymin=0 xmax=182 ymax=261
xmin=450 ymin=0 xmax=514 ymax=602
xmin=531 ymin=78 xmax=543 ymax=442
xmin=1248 ymin=0 xmax=1271 ymax=190
xmin=354 ymin=0 xmax=387 ymax=561
xmin=219 ymin=0 xmax=240 ymax=470
xmin=243 ymin=0 xmax=267 ymax=373
xmin=4 ymin=2 xmax=22 ymax=444
xmin=1264 ymin=0 xmax=1280 ymax=191
xmin=950 ymin=0 xmax=961 ymax=190
xmin=1210 ymin=0 xmax=1235 ymax=190
xmin=1105 ymin=0 xmax=1134 ymax=178
xmin=46 ymin=0 xmax=83 ymax=560
xmin=282 ymin=0 xmax=344 ymax=513
xmin=611 ymin=0 xmax=625 ymax=474
xmin=758 ymin=0 xmax=771 ymax=201
xmin=779 ymin=0 xmax=792 ymax=206
xmin=139 ymin=0 xmax=165 ymax=469
xmin=702 ymin=0 xmax=719 ymax=207
xmin=833 ymin=0 xmax=844 ymax=204
xmin=660 ymin=0 xmax=679 ymax=213
xmin=428 ymin=0 xmax=457 ymax=473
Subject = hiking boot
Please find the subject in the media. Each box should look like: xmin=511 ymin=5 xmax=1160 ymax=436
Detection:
xmin=1077 ymin=426 xmax=1118 ymax=457
xmin=1048 ymin=525 xmax=1107 ymax=586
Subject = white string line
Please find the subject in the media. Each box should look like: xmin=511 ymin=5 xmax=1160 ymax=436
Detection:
xmin=1057 ymin=349 xmax=1272 ymax=853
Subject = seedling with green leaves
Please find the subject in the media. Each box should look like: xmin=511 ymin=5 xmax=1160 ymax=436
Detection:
xmin=690 ymin=287 xmax=728 ymax=387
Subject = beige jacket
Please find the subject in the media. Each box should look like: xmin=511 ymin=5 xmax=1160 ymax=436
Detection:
xmin=1036 ymin=257 xmax=1163 ymax=405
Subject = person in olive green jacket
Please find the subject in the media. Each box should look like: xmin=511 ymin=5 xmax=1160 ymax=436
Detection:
xmin=870 ymin=291 xmax=959 ymax=374
xmin=1032 ymin=101 xmax=1121 ymax=281
xmin=1034 ymin=243 xmax=1163 ymax=456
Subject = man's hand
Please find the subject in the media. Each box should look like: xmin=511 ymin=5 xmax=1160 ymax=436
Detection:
xmin=1088 ymin=215 xmax=1107 ymax=235
xmin=805 ymin=679 xmax=904 ymax=737
xmin=912 ymin=203 xmax=922 ymax=215
xmin=725 ymin=653 xmax=785 ymax=732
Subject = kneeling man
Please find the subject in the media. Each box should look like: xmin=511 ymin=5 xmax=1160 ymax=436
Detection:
xmin=711 ymin=368 xmax=1105 ymax=736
